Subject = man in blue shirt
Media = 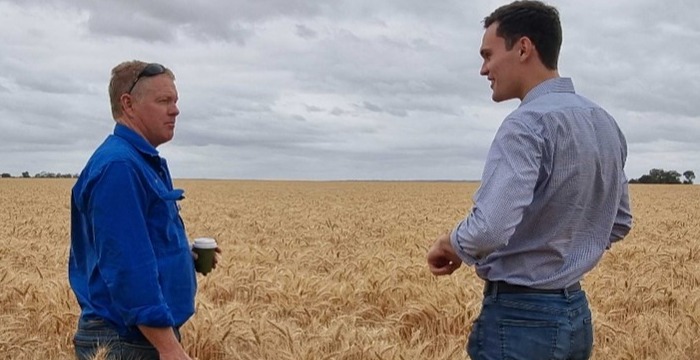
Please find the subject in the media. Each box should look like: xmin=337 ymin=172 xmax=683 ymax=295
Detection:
xmin=70 ymin=61 xmax=203 ymax=360
xmin=427 ymin=2 xmax=632 ymax=359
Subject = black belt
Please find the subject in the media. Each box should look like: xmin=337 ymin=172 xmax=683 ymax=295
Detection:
xmin=484 ymin=280 xmax=581 ymax=295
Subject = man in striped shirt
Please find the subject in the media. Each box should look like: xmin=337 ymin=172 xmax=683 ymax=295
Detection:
xmin=426 ymin=1 xmax=632 ymax=359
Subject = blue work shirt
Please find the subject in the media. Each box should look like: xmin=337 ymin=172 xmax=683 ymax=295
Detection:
xmin=69 ymin=123 xmax=196 ymax=341
xmin=451 ymin=77 xmax=632 ymax=289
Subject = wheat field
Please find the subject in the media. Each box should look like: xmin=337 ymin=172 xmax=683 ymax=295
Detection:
xmin=0 ymin=179 xmax=698 ymax=359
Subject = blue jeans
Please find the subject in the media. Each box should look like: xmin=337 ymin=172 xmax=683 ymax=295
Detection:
xmin=467 ymin=286 xmax=593 ymax=360
xmin=73 ymin=317 xmax=179 ymax=360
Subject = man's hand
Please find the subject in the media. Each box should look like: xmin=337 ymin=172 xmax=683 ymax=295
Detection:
xmin=159 ymin=349 xmax=193 ymax=360
xmin=427 ymin=233 xmax=463 ymax=276
xmin=137 ymin=325 xmax=191 ymax=360
xmin=191 ymin=247 xmax=223 ymax=272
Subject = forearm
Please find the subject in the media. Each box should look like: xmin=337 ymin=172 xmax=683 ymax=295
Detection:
xmin=137 ymin=325 xmax=187 ymax=356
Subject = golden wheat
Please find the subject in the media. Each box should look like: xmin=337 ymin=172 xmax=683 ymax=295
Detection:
xmin=0 ymin=179 xmax=698 ymax=359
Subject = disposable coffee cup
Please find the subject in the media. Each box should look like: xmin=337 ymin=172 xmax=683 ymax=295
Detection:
xmin=192 ymin=237 xmax=217 ymax=275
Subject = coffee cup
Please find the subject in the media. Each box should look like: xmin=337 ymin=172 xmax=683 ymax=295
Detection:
xmin=192 ymin=237 xmax=217 ymax=275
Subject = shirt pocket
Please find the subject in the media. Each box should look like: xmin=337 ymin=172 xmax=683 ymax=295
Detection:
xmin=159 ymin=189 xmax=185 ymax=217
xmin=150 ymin=188 xmax=189 ymax=253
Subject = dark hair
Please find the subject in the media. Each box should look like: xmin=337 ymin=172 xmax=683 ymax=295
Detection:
xmin=483 ymin=1 xmax=562 ymax=70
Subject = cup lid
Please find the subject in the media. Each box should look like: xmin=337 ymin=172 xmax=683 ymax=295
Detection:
xmin=193 ymin=237 xmax=217 ymax=249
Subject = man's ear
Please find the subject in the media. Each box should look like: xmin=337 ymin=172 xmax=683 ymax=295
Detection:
xmin=517 ymin=36 xmax=534 ymax=59
xmin=120 ymin=93 xmax=134 ymax=117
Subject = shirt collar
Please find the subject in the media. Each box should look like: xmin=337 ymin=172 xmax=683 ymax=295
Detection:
xmin=113 ymin=123 xmax=160 ymax=158
xmin=521 ymin=77 xmax=575 ymax=106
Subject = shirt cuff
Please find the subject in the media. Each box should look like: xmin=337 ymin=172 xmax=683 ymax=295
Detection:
xmin=450 ymin=221 xmax=479 ymax=266
xmin=124 ymin=304 xmax=175 ymax=328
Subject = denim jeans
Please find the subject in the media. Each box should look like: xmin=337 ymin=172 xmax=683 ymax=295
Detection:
xmin=73 ymin=317 xmax=180 ymax=360
xmin=467 ymin=286 xmax=593 ymax=360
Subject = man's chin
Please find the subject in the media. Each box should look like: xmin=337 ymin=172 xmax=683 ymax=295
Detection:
xmin=492 ymin=92 xmax=516 ymax=103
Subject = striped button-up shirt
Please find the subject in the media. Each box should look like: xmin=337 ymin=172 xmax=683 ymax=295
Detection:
xmin=450 ymin=77 xmax=632 ymax=289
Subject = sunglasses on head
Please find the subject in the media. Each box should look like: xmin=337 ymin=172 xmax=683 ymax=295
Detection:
xmin=128 ymin=63 xmax=166 ymax=94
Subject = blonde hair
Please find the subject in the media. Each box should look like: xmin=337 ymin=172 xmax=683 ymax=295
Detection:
xmin=108 ymin=60 xmax=175 ymax=120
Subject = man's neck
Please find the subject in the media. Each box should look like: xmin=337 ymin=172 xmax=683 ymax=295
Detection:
xmin=519 ymin=69 xmax=560 ymax=100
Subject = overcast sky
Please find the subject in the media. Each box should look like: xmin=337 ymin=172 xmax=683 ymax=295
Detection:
xmin=1 ymin=0 xmax=698 ymax=180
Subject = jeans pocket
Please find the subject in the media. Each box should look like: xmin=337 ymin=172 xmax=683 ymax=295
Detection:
xmin=571 ymin=316 xmax=594 ymax=360
xmin=74 ymin=318 xmax=119 ymax=344
xmin=499 ymin=319 xmax=559 ymax=360
xmin=584 ymin=317 xmax=593 ymax=347
xmin=467 ymin=319 xmax=482 ymax=358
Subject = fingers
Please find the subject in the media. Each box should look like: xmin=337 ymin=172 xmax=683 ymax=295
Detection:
xmin=429 ymin=265 xmax=454 ymax=276
xmin=212 ymin=253 xmax=220 ymax=269
xmin=428 ymin=258 xmax=461 ymax=276
xmin=427 ymin=233 xmax=462 ymax=276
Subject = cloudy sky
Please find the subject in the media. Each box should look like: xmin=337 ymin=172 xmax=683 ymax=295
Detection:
xmin=1 ymin=0 xmax=698 ymax=180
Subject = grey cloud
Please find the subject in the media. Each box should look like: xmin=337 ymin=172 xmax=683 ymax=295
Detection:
xmin=86 ymin=6 xmax=254 ymax=44
xmin=86 ymin=7 xmax=175 ymax=42
xmin=357 ymin=101 xmax=407 ymax=118
xmin=318 ymin=0 xmax=484 ymax=27
xmin=560 ymin=0 xmax=700 ymax=119
xmin=620 ymin=112 xmax=700 ymax=145
xmin=14 ymin=75 xmax=86 ymax=95
xmin=1 ymin=0 xmax=511 ymax=46
xmin=275 ymin=27 xmax=477 ymax=122
xmin=0 ymin=58 xmax=93 ymax=95
xmin=386 ymin=108 xmax=408 ymax=117
xmin=171 ymin=126 xmax=489 ymax=180
xmin=13 ymin=0 xmax=324 ymax=43
xmin=295 ymin=24 xmax=317 ymax=39
xmin=363 ymin=101 xmax=383 ymax=113
xmin=0 ymin=111 xmax=102 ymax=151
xmin=304 ymin=105 xmax=324 ymax=112
xmin=176 ymin=112 xmax=326 ymax=150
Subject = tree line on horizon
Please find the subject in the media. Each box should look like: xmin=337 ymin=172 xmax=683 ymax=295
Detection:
xmin=0 ymin=168 xmax=696 ymax=184
xmin=629 ymin=168 xmax=695 ymax=184
xmin=0 ymin=171 xmax=78 ymax=179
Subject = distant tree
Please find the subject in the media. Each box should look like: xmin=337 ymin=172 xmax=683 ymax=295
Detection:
xmin=630 ymin=175 xmax=652 ymax=184
xmin=630 ymin=168 xmax=689 ymax=184
xmin=1 ymin=173 xmax=11 ymax=178
xmin=21 ymin=171 xmax=30 ymax=178
xmin=31 ymin=171 xmax=79 ymax=179
xmin=683 ymin=170 xmax=695 ymax=184
xmin=34 ymin=171 xmax=52 ymax=178
xmin=666 ymin=170 xmax=681 ymax=183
